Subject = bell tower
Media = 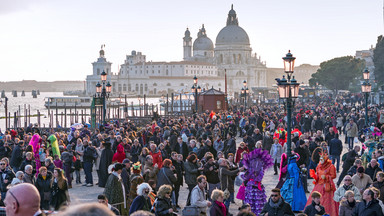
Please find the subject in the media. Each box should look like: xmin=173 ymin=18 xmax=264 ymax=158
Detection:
xmin=183 ymin=28 xmax=192 ymax=60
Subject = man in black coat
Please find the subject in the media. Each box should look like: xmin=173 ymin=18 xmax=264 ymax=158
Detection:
xmin=329 ymin=135 xmax=343 ymax=173
xmin=354 ymin=188 xmax=383 ymax=216
xmin=337 ymin=145 xmax=360 ymax=186
xmin=10 ymin=141 xmax=24 ymax=173
xmin=223 ymin=134 xmax=236 ymax=158
xmin=203 ymin=156 xmax=220 ymax=201
xmin=174 ymin=136 xmax=188 ymax=160
xmin=260 ymin=188 xmax=294 ymax=216
xmin=294 ymin=140 xmax=310 ymax=193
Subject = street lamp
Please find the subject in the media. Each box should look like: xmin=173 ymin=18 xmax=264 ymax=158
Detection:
xmin=191 ymin=75 xmax=201 ymax=112
xmin=276 ymin=50 xmax=299 ymax=158
xmin=95 ymin=70 xmax=111 ymax=124
xmin=242 ymin=80 xmax=249 ymax=107
xmin=361 ymin=68 xmax=371 ymax=127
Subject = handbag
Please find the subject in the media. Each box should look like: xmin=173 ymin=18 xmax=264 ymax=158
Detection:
xmin=43 ymin=191 xmax=51 ymax=201
xmin=182 ymin=205 xmax=199 ymax=216
xmin=236 ymin=183 xmax=246 ymax=200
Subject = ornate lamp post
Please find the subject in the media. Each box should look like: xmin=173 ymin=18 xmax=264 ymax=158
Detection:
xmin=276 ymin=51 xmax=300 ymax=157
xmin=242 ymin=80 xmax=249 ymax=107
xmin=361 ymin=68 xmax=371 ymax=127
xmin=95 ymin=70 xmax=112 ymax=124
xmin=192 ymin=75 xmax=201 ymax=112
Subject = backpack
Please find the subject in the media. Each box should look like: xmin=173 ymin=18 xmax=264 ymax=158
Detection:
xmin=342 ymin=152 xmax=348 ymax=162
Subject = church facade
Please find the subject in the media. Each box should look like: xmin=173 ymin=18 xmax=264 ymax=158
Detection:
xmin=86 ymin=5 xmax=312 ymax=97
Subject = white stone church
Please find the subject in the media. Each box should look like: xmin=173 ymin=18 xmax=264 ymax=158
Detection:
xmin=86 ymin=5 xmax=286 ymax=97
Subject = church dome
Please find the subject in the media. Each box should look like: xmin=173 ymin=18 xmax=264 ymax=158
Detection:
xmin=193 ymin=25 xmax=214 ymax=51
xmin=193 ymin=37 xmax=214 ymax=51
xmin=215 ymin=5 xmax=250 ymax=46
xmin=216 ymin=25 xmax=250 ymax=46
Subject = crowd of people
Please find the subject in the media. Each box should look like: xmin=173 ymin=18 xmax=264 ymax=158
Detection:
xmin=0 ymin=93 xmax=384 ymax=216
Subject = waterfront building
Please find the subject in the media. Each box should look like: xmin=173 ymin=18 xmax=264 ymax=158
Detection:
xmin=85 ymin=5 xmax=317 ymax=97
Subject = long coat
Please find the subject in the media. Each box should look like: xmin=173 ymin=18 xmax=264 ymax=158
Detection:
xmin=104 ymin=173 xmax=127 ymax=215
xmin=50 ymin=179 xmax=69 ymax=210
xmin=98 ymin=145 xmax=113 ymax=187
xmin=35 ymin=171 xmax=53 ymax=210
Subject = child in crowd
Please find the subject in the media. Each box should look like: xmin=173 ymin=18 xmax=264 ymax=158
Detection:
xmin=304 ymin=191 xmax=326 ymax=216
xmin=39 ymin=144 xmax=47 ymax=166
xmin=53 ymin=154 xmax=63 ymax=169
xmin=74 ymin=154 xmax=82 ymax=184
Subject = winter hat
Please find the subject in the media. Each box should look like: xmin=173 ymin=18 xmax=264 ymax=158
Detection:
xmin=122 ymin=159 xmax=131 ymax=164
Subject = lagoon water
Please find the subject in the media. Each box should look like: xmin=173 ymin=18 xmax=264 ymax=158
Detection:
xmin=0 ymin=92 xmax=162 ymax=130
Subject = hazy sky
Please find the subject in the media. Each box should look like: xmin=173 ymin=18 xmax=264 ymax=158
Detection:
xmin=0 ymin=0 xmax=382 ymax=81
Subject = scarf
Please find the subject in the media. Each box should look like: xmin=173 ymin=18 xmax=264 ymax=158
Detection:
xmin=215 ymin=201 xmax=227 ymax=216
xmin=343 ymin=183 xmax=354 ymax=191
xmin=347 ymin=200 xmax=356 ymax=208
xmin=269 ymin=198 xmax=282 ymax=208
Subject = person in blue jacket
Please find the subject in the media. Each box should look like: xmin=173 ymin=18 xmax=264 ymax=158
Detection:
xmin=281 ymin=154 xmax=307 ymax=211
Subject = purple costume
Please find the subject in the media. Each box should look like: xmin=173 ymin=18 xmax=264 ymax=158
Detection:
xmin=242 ymin=148 xmax=274 ymax=215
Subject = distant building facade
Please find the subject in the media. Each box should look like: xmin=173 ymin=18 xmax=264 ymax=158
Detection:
xmin=86 ymin=5 xmax=316 ymax=97
xmin=356 ymin=46 xmax=375 ymax=81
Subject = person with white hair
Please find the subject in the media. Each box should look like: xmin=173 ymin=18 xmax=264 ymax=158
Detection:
xmin=10 ymin=171 xmax=24 ymax=186
xmin=23 ymin=165 xmax=35 ymax=184
xmin=129 ymin=182 xmax=152 ymax=214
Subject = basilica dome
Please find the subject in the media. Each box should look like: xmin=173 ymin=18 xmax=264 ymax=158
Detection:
xmin=193 ymin=24 xmax=214 ymax=51
xmin=215 ymin=5 xmax=250 ymax=46
xmin=193 ymin=36 xmax=214 ymax=51
xmin=216 ymin=25 xmax=249 ymax=46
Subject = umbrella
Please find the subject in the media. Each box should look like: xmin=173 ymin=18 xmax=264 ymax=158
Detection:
xmin=71 ymin=123 xmax=84 ymax=130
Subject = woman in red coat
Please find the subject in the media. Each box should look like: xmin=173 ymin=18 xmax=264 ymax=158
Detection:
xmin=235 ymin=142 xmax=249 ymax=163
xmin=112 ymin=143 xmax=126 ymax=163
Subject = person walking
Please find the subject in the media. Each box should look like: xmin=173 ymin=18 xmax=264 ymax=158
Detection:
xmin=104 ymin=163 xmax=128 ymax=215
xmin=345 ymin=119 xmax=358 ymax=150
xmin=329 ymin=135 xmax=343 ymax=173
xmin=50 ymin=168 xmax=70 ymax=210
xmin=270 ymin=139 xmax=283 ymax=175
xmin=260 ymin=188 xmax=294 ymax=216
xmin=82 ymin=141 xmax=96 ymax=187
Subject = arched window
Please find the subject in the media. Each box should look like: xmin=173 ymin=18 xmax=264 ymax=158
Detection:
xmin=97 ymin=68 xmax=100 ymax=75
xmin=238 ymin=54 xmax=241 ymax=64
xmin=123 ymin=84 xmax=127 ymax=91
xmin=128 ymin=84 xmax=131 ymax=91
xmin=166 ymin=70 xmax=169 ymax=75
xmin=167 ymin=83 xmax=171 ymax=86
xmin=145 ymin=84 xmax=148 ymax=92
xmin=220 ymin=54 xmax=223 ymax=63
xmin=233 ymin=54 xmax=237 ymax=64
xmin=135 ymin=84 xmax=139 ymax=92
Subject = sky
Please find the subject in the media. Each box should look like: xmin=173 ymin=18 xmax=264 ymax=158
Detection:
xmin=0 ymin=0 xmax=382 ymax=81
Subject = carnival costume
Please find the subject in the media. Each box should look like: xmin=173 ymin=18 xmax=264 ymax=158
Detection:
xmin=361 ymin=139 xmax=376 ymax=168
xmin=47 ymin=135 xmax=61 ymax=159
xmin=29 ymin=134 xmax=41 ymax=173
xmin=242 ymin=148 xmax=274 ymax=215
xmin=281 ymin=154 xmax=307 ymax=211
xmin=307 ymin=152 xmax=339 ymax=216
xmin=276 ymin=153 xmax=288 ymax=189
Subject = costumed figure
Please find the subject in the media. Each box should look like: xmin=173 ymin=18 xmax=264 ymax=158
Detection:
xmin=127 ymin=162 xmax=144 ymax=210
xmin=276 ymin=153 xmax=288 ymax=189
xmin=306 ymin=151 xmax=339 ymax=216
xmin=273 ymin=126 xmax=287 ymax=146
xmin=242 ymin=148 xmax=274 ymax=215
xmin=280 ymin=154 xmax=307 ymax=211
xmin=361 ymin=137 xmax=376 ymax=168
xmin=29 ymin=134 xmax=42 ymax=173
xmin=47 ymin=135 xmax=61 ymax=159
